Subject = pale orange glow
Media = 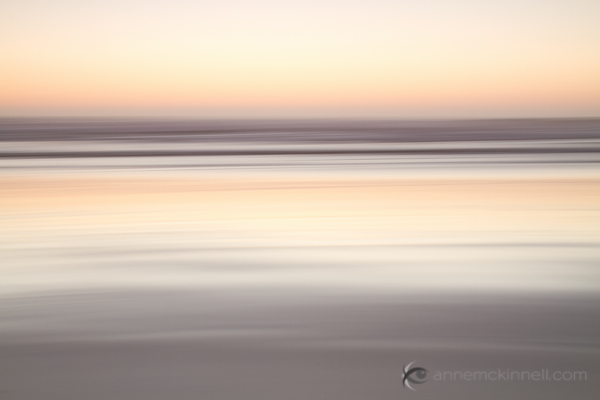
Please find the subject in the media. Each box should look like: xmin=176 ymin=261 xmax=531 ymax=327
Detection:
xmin=1 ymin=0 xmax=599 ymax=117
xmin=3 ymin=175 xmax=599 ymax=242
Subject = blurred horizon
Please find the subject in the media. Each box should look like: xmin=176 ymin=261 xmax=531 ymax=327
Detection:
xmin=2 ymin=1 xmax=599 ymax=399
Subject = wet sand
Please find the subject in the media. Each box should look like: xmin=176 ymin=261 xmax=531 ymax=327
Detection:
xmin=2 ymin=119 xmax=599 ymax=399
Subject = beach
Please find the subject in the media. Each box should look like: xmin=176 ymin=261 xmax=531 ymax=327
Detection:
xmin=1 ymin=119 xmax=599 ymax=399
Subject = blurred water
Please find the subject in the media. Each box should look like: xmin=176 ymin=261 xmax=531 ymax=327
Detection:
xmin=1 ymin=119 xmax=599 ymax=399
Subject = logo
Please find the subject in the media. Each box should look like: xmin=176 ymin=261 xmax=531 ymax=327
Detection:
xmin=403 ymin=361 xmax=428 ymax=391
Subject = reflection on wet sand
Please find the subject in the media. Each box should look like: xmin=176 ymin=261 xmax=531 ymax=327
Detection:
xmin=2 ymin=175 xmax=599 ymax=292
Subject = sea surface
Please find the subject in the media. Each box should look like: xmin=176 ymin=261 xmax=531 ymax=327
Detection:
xmin=1 ymin=118 xmax=599 ymax=399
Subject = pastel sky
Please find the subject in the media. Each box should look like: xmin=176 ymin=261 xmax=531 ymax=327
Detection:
xmin=1 ymin=0 xmax=599 ymax=118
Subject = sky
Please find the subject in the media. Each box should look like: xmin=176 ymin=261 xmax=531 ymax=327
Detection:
xmin=1 ymin=0 xmax=599 ymax=118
